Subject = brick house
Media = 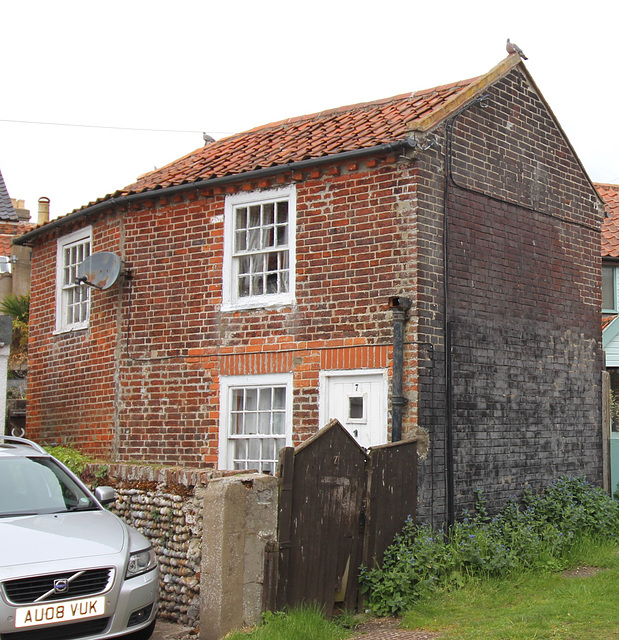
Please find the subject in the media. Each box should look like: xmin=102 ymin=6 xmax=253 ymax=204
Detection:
xmin=596 ymin=183 xmax=619 ymax=492
xmin=16 ymin=54 xmax=604 ymax=526
xmin=0 ymin=170 xmax=37 ymax=301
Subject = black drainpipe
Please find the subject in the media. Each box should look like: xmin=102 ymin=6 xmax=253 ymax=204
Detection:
xmin=389 ymin=296 xmax=412 ymax=442
xmin=443 ymin=116 xmax=456 ymax=529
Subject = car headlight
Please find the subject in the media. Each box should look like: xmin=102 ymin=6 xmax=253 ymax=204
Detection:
xmin=126 ymin=547 xmax=157 ymax=579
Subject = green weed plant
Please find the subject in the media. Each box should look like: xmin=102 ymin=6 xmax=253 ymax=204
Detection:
xmin=360 ymin=476 xmax=619 ymax=616
xmin=44 ymin=445 xmax=94 ymax=477
xmin=224 ymin=607 xmax=350 ymax=640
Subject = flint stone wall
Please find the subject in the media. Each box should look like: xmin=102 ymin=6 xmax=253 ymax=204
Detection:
xmin=85 ymin=463 xmax=250 ymax=631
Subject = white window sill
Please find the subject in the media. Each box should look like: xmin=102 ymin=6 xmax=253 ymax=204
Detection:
xmin=53 ymin=324 xmax=89 ymax=336
xmin=221 ymin=296 xmax=296 ymax=313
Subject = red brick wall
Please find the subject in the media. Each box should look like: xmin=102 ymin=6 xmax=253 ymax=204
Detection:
xmin=27 ymin=215 xmax=122 ymax=455
xmin=26 ymin=158 xmax=420 ymax=464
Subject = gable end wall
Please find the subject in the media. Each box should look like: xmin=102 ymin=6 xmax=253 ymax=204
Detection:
xmin=414 ymin=67 xmax=604 ymax=524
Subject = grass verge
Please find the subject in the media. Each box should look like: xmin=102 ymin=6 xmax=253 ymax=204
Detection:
xmin=223 ymin=540 xmax=619 ymax=639
xmin=402 ymin=538 xmax=619 ymax=639
xmin=223 ymin=608 xmax=353 ymax=640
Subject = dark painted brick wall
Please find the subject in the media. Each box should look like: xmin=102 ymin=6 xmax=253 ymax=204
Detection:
xmin=415 ymin=67 xmax=603 ymax=525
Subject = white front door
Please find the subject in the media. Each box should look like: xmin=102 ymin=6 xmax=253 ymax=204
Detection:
xmin=319 ymin=370 xmax=388 ymax=449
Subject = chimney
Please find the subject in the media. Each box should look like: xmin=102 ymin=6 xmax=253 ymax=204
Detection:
xmin=10 ymin=199 xmax=30 ymax=222
xmin=38 ymin=197 xmax=50 ymax=225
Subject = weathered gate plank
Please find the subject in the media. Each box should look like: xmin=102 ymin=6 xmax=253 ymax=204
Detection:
xmin=275 ymin=446 xmax=295 ymax=611
xmin=363 ymin=439 xmax=418 ymax=569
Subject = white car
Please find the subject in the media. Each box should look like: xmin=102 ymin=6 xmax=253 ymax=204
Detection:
xmin=0 ymin=436 xmax=159 ymax=640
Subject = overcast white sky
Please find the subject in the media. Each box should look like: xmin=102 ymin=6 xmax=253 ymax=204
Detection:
xmin=2 ymin=0 xmax=618 ymax=220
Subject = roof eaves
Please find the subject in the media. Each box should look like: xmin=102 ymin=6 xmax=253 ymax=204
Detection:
xmin=603 ymin=314 xmax=619 ymax=349
xmin=15 ymin=138 xmax=412 ymax=246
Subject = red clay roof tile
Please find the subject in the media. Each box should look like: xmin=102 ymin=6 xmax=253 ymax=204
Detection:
xmin=16 ymin=57 xmax=528 ymax=238
xmin=597 ymin=183 xmax=619 ymax=258
xmin=0 ymin=221 xmax=36 ymax=257
xmin=120 ymin=78 xmax=480 ymax=196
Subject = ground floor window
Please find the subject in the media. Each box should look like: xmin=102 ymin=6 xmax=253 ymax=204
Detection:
xmin=219 ymin=374 xmax=292 ymax=474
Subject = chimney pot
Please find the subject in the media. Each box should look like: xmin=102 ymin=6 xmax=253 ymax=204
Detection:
xmin=38 ymin=197 xmax=50 ymax=225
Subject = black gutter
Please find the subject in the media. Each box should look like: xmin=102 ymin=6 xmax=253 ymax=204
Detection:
xmin=15 ymin=137 xmax=417 ymax=246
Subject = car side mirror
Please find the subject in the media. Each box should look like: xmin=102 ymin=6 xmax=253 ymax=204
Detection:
xmin=94 ymin=486 xmax=116 ymax=506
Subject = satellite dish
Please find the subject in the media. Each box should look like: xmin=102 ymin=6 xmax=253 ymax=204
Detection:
xmin=75 ymin=252 xmax=123 ymax=290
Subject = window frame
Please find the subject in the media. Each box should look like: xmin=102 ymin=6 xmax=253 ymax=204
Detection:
xmin=218 ymin=373 xmax=293 ymax=474
xmin=222 ymin=186 xmax=296 ymax=311
xmin=55 ymin=227 xmax=92 ymax=333
xmin=603 ymin=264 xmax=618 ymax=314
xmin=0 ymin=256 xmax=13 ymax=274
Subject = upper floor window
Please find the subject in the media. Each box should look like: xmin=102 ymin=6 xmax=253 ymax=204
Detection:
xmin=222 ymin=186 xmax=296 ymax=310
xmin=56 ymin=227 xmax=92 ymax=332
xmin=603 ymin=265 xmax=617 ymax=313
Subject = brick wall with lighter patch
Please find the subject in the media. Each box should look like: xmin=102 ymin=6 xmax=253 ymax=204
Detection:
xmin=27 ymin=215 xmax=123 ymax=455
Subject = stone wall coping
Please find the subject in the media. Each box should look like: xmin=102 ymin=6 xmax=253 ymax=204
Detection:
xmin=85 ymin=462 xmax=258 ymax=488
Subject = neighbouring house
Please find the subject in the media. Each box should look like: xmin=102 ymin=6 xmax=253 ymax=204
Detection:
xmin=0 ymin=169 xmax=39 ymax=434
xmin=597 ymin=182 xmax=619 ymax=493
xmin=0 ymin=170 xmax=38 ymax=301
xmin=16 ymin=54 xmax=605 ymax=527
xmin=599 ymin=182 xmax=619 ymax=386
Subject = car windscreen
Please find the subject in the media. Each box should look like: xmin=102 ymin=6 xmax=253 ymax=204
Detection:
xmin=0 ymin=456 xmax=98 ymax=517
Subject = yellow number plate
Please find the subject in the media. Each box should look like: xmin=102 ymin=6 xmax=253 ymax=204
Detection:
xmin=16 ymin=596 xmax=106 ymax=628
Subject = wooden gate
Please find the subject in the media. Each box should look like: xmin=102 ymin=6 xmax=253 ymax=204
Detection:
xmin=273 ymin=419 xmax=417 ymax=615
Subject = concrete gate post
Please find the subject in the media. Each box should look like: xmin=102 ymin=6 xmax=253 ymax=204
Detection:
xmin=200 ymin=473 xmax=278 ymax=640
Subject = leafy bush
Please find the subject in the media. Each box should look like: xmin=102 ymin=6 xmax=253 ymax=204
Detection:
xmin=360 ymin=476 xmax=619 ymax=616
xmin=0 ymin=293 xmax=29 ymax=372
xmin=44 ymin=445 xmax=94 ymax=477
xmin=359 ymin=522 xmax=454 ymax=616
xmin=523 ymin=475 xmax=619 ymax=538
